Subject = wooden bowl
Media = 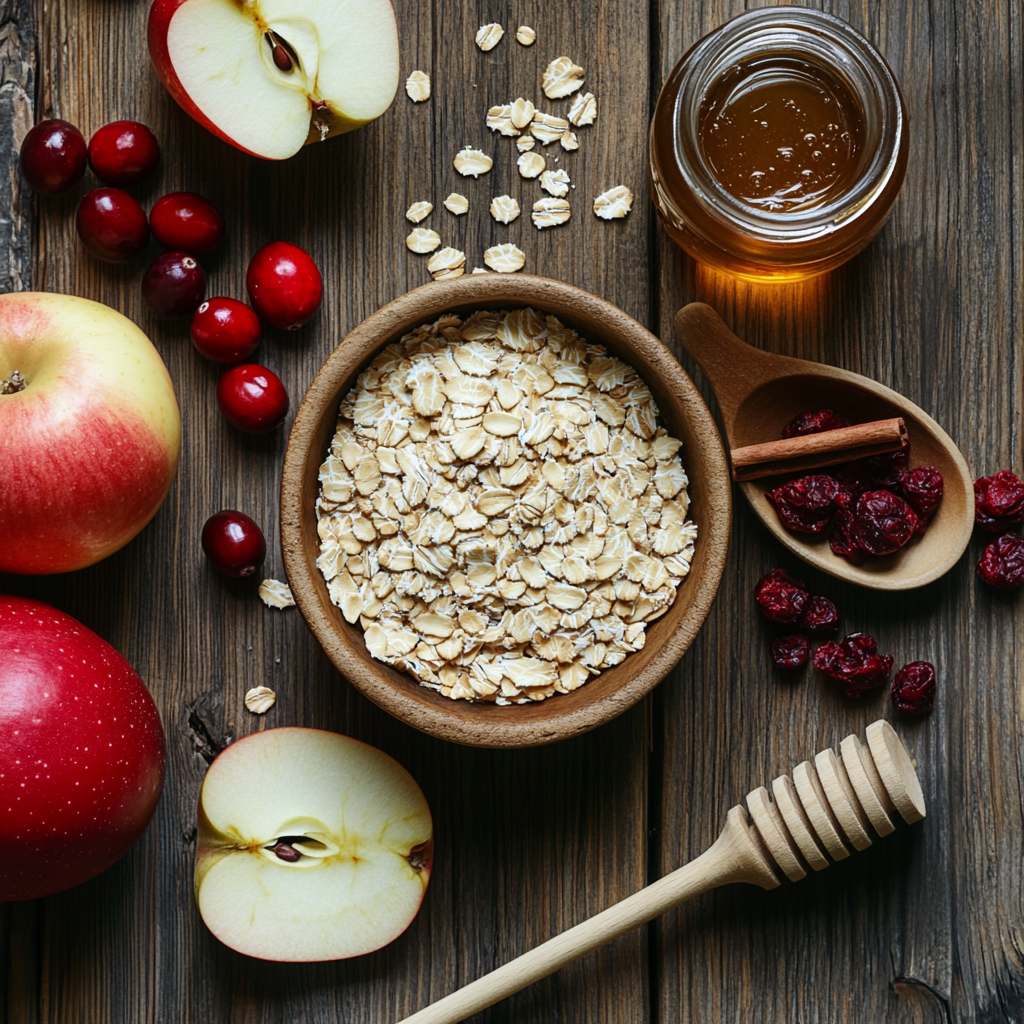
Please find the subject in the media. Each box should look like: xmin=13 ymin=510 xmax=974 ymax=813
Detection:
xmin=281 ymin=275 xmax=731 ymax=748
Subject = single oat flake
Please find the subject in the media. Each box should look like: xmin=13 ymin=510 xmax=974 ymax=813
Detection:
xmin=541 ymin=169 xmax=571 ymax=197
xmin=510 ymin=98 xmax=536 ymax=130
xmin=568 ymin=92 xmax=597 ymax=127
xmin=490 ymin=195 xmax=521 ymax=224
xmin=594 ymin=185 xmax=635 ymax=220
xmin=484 ymin=242 xmax=526 ymax=272
xmin=516 ymin=25 xmax=536 ymax=45
xmin=560 ymin=131 xmax=580 ymax=151
xmin=406 ymin=226 xmax=441 ymax=254
xmin=517 ymin=135 xmax=536 ymax=152
xmin=486 ymin=104 xmax=519 ymax=137
xmin=542 ymin=56 xmax=586 ymax=99
xmin=406 ymin=201 xmax=433 ymax=224
xmin=444 ymin=193 xmax=469 ymax=215
xmin=259 ymin=578 xmax=295 ymax=609
xmin=454 ymin=147 xmax=493 ymax=177
xmin=532 ymin=196 xmax=571 ymax=229
xmin=517 ymin=151 xmax=546 ymax=179
xmin=427 ymin=247 xmax=466 ymax=280
xmin=245 ymin=686 xmax=277 ymax=715
xmin=476 ymin=23 xmax=504 ymax=51
xmin=530 ymin=111 xmax=569 ymax=145
xmin=405 ymin=70 xmax=431 ymax=102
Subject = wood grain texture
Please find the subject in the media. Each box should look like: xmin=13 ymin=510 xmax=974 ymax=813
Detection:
xmin=2 ymin=0 xmax=1024 ymax=1022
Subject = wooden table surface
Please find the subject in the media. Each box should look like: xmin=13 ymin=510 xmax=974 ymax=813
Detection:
xmin=2 ymin=1 xmax=1023 ymax=1021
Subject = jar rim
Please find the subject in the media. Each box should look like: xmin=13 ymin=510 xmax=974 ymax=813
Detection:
xmin=673 ymin=6 xmax=906 ymax=241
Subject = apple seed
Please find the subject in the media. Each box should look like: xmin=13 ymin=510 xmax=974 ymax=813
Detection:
xmin=265 ymin=32 xmax=296 ymax=72
xmin=268 ymin=841 xmax=302 ymax=862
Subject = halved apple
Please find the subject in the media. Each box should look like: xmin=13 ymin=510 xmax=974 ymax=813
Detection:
xmin=148 ymin=0 xmax=400 ymax=160
xmin=194 ymin=727 xmax=432 ymax=961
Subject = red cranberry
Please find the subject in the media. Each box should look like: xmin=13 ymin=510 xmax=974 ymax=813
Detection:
xmin=770 ymin=634 xmax=809 ymax=669
xmin=755 ymin=569 xmax=809 ymax=624
xmin=974 ymin=471 xmax=1024 ymax=532
xmin=217 ymin=363 xmax=289 ymax=433
xmin=977 ymin=532 xmax=1024 ymax=589
xmin=829 ymin=509 xmax=862 ymax=559
xmin=87 ymin=120 xmax=160 ymax=186
xmin=201 ymin=510 xmax=266 ymax=577
xmin=20 ymin=119 xmax=87 ymax=195
xmin=767 ymin=474 xmax=841 ymax=534
xmin=813 ymin=633 xmax=893 ymax=697
xmin=853 ymin=490 xmax=920 ymax=556
xmin=863 ymin=447 xmax=909 ymax=491
xmin=891 ymin=661 xmax=936 ymax=716
xmin=781 ymin=408 xmax=846 ymax=438
xmin=191 ymin=298 xmax=261 ymax=363
xmin=246 ymin=242 xmax=323 ymax=330
xmin=150 ymin=192 xmax=225 ymax=254
xmin=833 ymin=461 xmax=868 ymax=505
xmin=800 ymin=595 xmax=840 ymax=636
xmin=903 ymin=465 xmax=944 ymax=521
xmin=142 ymin=252 xmax=206 ymax=317
xmin=76 ymin=187 xmax=149 ymax=261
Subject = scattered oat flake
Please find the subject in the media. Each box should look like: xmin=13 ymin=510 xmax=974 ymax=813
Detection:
xmin=245 ymin=686 xmax=276 ymax=715
xmin=487 ymin=104 xmax=519 ymax=137
xmin=476 ymin=23 xmax=504 ymax=51
xmin=484 ymin=243 xmax=526 ymax=273
xmin=444 ymin=193 xmax=469 ymax=215
xmin=406 ymin=227 xmax=441 ymax=254
xmin=517 ymin=135 xmax=536 ymax=152
xmin=427 ymin=247 xmax=466 ymax=280
xmin=510 ymin=98 xmax=536 ymax=130
xmin=594 ymin=185 xmax=635 ymax=220
xmin=517 ymin=151 xmax=545 ymax=179
xmin=259 ymin=579 xmax=295 ymax=609
xmin=406 ymin=70 xmax=431 ymax=102
xmin=516 ymin=25 xmax=536 ymax=45
xmin=454 ymin=147 xmax=493 ymax=177
xmin=560 ymin=130 xmax=580 ymax=151
xmin=568 ymin=92 xmax=597 ymax=127
xmin=530 ymin=111 xmax=569 ymax=145
xmin=532 ymin=196 xmax=571 ymax=229
xmin=543 ymin=56 xmax=585 ymax=99
xmin=490 ymin=195 xmax=521 ymax=224
xmin=406 ymin=201 xmax=433 ymax=224
xmin=541 ymin=169 xmax=571 ymax=197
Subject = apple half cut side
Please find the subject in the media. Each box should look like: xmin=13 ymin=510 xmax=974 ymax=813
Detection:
xmin=148 ymin=0 xmax=400 ymax=160
xmin=194 ymin=727 xmax=433 ymax=961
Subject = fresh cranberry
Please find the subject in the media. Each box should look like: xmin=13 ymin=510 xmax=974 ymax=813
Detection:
xmin=246 ymin=242 xmax=323 ymax=330
xmin=767 ymin=474 xmax=841 ymax=534
xmin=771 ymin=634 xmax=810 ymax=669
xmin=829 ymin=509 xmax=862 ymax=559
xmin=813 ymin=632 xmax=893 ymax=697
xmin=863 ymin=447 xmax=909 ymax=491
xmin=150 ymin=192 xmax=224 ymax=254
xmin=142 ymin=252 xmax=206 ymax=317
xmin=20 ymin=119 xmax=87 ymax=195
xmin=754 ymin=569 xmax=809 ymax=624
xmin=903 ymin=465 xmax=944 ymax=521
xmin=201 ymin=510 xmax=266 ymax=577
xmin=217 ymin=363 xmax=289 ymax=433
xmin=853 ymin=489 xmax=921 ymax=556
xmin=87 ymin=120 xmax=160 ymax=186
xmin=800 ymin=595 xmax=840 ymax=636
xmin=976 ymin=532 xmax=1024 ymax=589
xmin=891 ymin=661 xmax=936 ymax=716
xmin=75 ymin=187 xmax=149 ymax=261
xmin=191 ymin=298 xmax=261 ymax=363
xmin=781 ymin=408 xmax=847 ymax=438
xmin=974 ymin=471 xmax=1024 ymax=532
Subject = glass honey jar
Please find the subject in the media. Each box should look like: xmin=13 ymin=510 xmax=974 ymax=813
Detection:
xmin=650 ymin=7 xmax=908 ymax=282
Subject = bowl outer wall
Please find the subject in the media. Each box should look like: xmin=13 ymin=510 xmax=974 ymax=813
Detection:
xmin=280 ymin=275 xmax=731 ymax=748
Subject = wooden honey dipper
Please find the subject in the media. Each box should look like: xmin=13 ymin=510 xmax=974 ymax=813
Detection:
xmin=399 ymin=720 xmax=925 ymax=1024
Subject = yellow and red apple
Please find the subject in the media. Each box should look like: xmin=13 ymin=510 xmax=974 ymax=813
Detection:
xmin=0 ymin=291 xmax=181 ymax=575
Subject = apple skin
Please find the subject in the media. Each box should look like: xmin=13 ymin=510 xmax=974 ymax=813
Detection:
xmin=0 ymin=292 xmax=181 ymax=574
xmin=0 ymin=597 xmax=166 ymax=901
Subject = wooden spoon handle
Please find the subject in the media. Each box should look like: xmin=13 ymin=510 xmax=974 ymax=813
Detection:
xmin=397 ymin=808 xmax=778 ymax=1024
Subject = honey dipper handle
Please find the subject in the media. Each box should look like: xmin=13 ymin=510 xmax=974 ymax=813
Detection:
xmin=397 ymin=807 xmax=778 ymax=1024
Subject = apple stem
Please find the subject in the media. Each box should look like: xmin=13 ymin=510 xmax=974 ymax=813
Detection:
xmin=1 ymin=370 xmax=26 ymax=394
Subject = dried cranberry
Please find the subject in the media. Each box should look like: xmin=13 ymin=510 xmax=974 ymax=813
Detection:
xmin=891 ymin=661 xmax=936 ymax=716
xmin=863 ymin=447 xmax=909 ymax=491
xmin=829 ymin=509 xmax=862 ymax=559
xmin=976 ymin=532 xmax=1024 ymax=589
xmin=768 ymin=474 xmax=841 ymax=535
xmin=755 ymin=569 xmax=809 ymax=624
xmin=813 ymin=632 xmax=893 ymax=697
xmin=853 ymin=489 xmax=921 ymax=556
xmin=781 ymin=409 xmax=847 ymax=438
xmin=771 ymin=634 xmax=810 ymax=669
xmin=903 ymin=465 xmax=944 ymax=522
xmin=974 ymin=471 xmax=1024 ymax=533
xmin=800 ymin=595 xmax=840 ymax=635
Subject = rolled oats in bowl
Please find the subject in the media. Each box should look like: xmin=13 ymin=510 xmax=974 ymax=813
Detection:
xmin=315 ymin=308 xmax=697 ymax=704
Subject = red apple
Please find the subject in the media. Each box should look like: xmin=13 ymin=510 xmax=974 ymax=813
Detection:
xmin=0 ymin=597 xmax=166 ymax=901
xmin=147 ymin=0 xmax=400 ymax=160
xmin=0 ymin=292 xmax=182 ymax=574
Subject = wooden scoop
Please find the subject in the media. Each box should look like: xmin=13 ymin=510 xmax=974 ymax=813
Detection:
xmin=398 ymin=721 xmax=924 ymax=1024
xmin=674 ymin=302 xmax=974 ymax=590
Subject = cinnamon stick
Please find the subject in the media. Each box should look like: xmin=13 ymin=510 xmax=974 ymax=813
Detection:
xmin=730 ymin=418 xmax=907 ymax=482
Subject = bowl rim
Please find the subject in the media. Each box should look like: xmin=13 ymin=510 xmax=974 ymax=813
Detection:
xmin=280 ymin=274 xmax=731 ymax=747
